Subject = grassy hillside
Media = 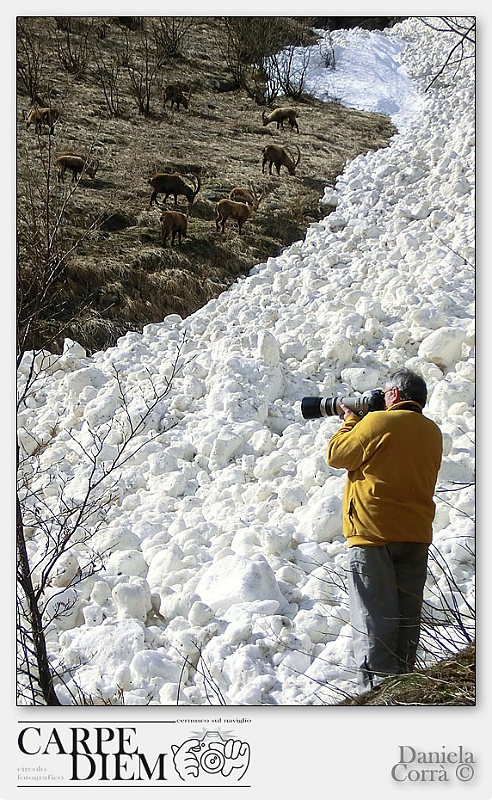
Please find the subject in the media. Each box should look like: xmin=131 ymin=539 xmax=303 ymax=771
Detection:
xmin=17 ymin=16 xmax=397 ymax=354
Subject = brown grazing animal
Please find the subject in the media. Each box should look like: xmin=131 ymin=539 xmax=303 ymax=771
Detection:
xmin=215 ymin=190 xmax=262 ymax=235
xmin=261 ymin=144 xmax=301 ymax=176
xmin=160 ymin=210 xmax=188 ymax=246
xmin=163 ymin=84 xmax=191 ymax=111
xmin=148 ymin=172 xmax=201 ymax=207
xmin=55 ymin=153 xmax=99 ymax=182
xmin=228 ymin=187 xmax=257 ymax=206
xmin=262 ymin=107 xmax=299 ymax=132
xmin=25 ymin=105 xmax=59 ymax=135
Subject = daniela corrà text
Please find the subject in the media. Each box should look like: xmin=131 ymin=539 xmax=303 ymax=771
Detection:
xmin=391 ymin=746 xmax=475 ymax=783
xmin=18 ymin=726 xmax=169 ymax=781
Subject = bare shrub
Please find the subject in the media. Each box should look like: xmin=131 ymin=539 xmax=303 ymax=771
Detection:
xmin=266 ymin=45 xmax=312 ymax=100
xmin=115 ymin=17 xmax=143 ymax=32
xmin=17 ymin=19 xmax=44 ymax=103
xmin=91 ymin=41 xmax=122 ymax=117
xmin=17 ymin=134 xmax=105 ymax=355
xmin=220 ymin=17 xmax=317 ymax=103
xmin=125 ymin=23 xmax=160 ymax=116
xmin=152 ymin=16 xmax=195 ymax=63
xmin=55 ymin=18 xmax=97 ymax=77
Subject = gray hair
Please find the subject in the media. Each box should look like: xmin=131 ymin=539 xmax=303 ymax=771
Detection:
xmin=387 ymin=369 xmax=428 ymax=407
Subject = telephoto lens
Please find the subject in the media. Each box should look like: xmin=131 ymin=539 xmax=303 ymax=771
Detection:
xmin=301 ymin=389 xmax=385 ymax=420
xmin=301 ymin=396 xmax=338 ymax=419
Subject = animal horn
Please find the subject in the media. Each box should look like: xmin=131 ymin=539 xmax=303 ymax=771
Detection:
xmin=253 ymin=186 xmax=263 ymax=208
xmin=191 ymin=172 xmax=201 ymax=200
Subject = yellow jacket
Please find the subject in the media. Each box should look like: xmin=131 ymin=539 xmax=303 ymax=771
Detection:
xmin=326 ymin=403 xmax=443 ymax=547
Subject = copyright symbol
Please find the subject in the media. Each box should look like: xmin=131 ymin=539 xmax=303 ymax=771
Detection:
xmin=456 ymin=763 xmax=474 ymax=782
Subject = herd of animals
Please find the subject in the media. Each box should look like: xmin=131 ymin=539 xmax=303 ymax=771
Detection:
xmin=23 ymin=85 xmax=303 ymax=248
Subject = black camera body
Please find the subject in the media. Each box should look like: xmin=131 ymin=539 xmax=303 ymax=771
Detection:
xmin=301 ymin=389 xmax=385 ymax=420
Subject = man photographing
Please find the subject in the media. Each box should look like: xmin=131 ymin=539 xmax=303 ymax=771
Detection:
xmin=326 ymin=369 xmax=443 ymax=693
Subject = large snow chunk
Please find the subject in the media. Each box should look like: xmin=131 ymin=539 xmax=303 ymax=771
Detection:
xmin=340 ymin=366 xmax=380 ymax=392
xmin=130 ymin=650 xmax=183 ymax=683
xmin=112 ymin=581 xmax=152 ymax=622
xmin=427 ymin=376 xmax=475 ymax=416
xmin=257 ymin=329 xmax=280 ymax=365
xmin=322 ymin=335 xmax=354 ymax=367
xmin=298 ymin=494 xmax=342 ymax=543
xmin=208 ymin=426 xmax=244 ymax=470
xmin=64 ymin=366 xmax=109 ymax=397
xmin=326 ymin=214 xmax=347 ymax=231
xmin=418 ymin=327 xmax=466 ymax=369
xmin=146 ymin=544 xmax=186 ymax=589
xmin=195 ymin=554 xmax=286 ymax=613
xmin=295 ymin=542 xmax=331 ymax=573
xmin=106 ymin=549 xmax=148 ymax=577
xmin=60 ymin=621 xmax=145 ymax=672
xmin=44 ymin=587 xmax=81 ymax=630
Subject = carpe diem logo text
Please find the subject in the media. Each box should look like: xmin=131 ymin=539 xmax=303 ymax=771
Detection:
xmin=17 ymin=724 xmax=251 ymax=785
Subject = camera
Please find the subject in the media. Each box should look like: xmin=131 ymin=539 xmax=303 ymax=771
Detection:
xmin=301 ymin=389 xmax=385 ymax=419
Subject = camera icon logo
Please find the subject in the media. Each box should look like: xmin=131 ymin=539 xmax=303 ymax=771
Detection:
xmin=171 ymin=730 xmax=250 ymax=783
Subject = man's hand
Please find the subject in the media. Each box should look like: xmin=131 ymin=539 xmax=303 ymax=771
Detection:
xmin=338 ymin=402 xmax=358 ymax=421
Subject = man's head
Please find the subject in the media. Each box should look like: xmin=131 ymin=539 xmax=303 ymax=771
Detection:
xmin=384 ymin=369 xmax=428 ymax=409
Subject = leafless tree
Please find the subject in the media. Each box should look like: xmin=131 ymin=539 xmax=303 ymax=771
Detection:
xmin=125 ymin=23 xmax=160 ymax=116
xmin=16 ymin=339 xmax=185 ymax=704
xmin=16 ymin=19 xmax=44 ymax=103
xmin=220 ymin=17 xmax=317 ymax=104
xmin=17 ymin=132 xmax=105 ymax=356
xmin=54 ymin=17 xmax=98 ymax=77
xmin=418 ymin=16 xmax=475 ymax=91
xmin=91 ymin=42 xmax=122 ymax=117
xmin=151 ymin=16 xmax=195 ymax=63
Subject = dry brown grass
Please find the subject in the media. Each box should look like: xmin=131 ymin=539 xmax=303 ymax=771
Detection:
xmin=338 ymin=642 xmax=475 ymax=706
xmin=17 ymin=16 xmax=397 ymax=354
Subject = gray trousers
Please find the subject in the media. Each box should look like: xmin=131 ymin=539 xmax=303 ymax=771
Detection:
xmin=347 ymin=542 xmax=429 ymax=693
